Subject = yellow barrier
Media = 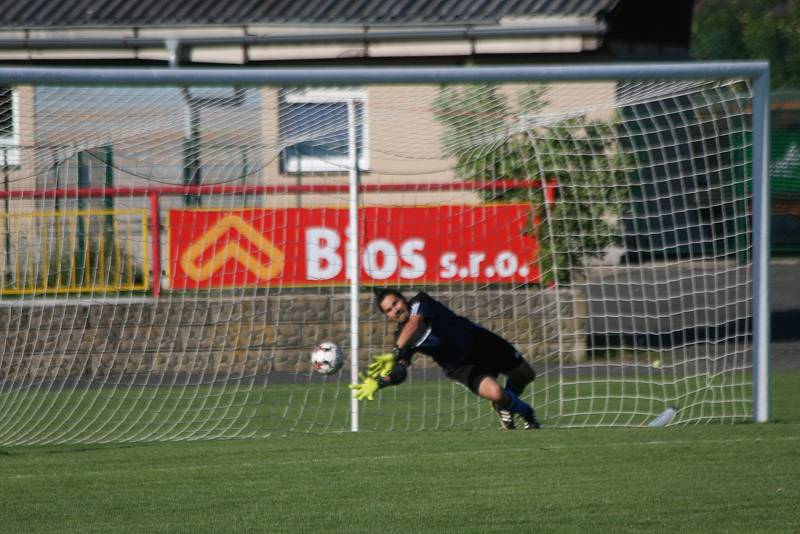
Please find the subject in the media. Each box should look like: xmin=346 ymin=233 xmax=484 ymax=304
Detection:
xmin=1 ymin=209 xmax=149 ymax=294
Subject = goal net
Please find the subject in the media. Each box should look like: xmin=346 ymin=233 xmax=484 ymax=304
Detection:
xmin=0 ymin=65 xmax=769 ymax=445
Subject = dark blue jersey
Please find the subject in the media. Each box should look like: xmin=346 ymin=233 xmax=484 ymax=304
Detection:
xmin=396 ymin=292 xmax=488 ymax=370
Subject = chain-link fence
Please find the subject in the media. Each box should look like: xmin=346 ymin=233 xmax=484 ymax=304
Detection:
xmin=771 ymin=91 xmax=800 ymax=253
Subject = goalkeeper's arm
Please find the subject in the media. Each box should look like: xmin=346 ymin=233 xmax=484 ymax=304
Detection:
xmin=375 ymin=356 xmax=410 ymax=389
xmin=375 ymin=309 xmax=424 ymax=389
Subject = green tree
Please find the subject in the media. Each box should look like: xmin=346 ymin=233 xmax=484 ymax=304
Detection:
xmin=433 ymin=85 xmax=630 ymax=285
xmin=692 ymin=0 xmax=800 ymax=89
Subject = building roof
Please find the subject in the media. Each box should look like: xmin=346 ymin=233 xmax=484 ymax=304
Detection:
xmin=0 ymin=0 xmax=694 ymax=65
xmin=0 ymin=0 xmax=622 ymax=29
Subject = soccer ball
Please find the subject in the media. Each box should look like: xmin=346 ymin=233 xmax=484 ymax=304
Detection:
xmin=311 ymin=342 xmax=344 ymax=375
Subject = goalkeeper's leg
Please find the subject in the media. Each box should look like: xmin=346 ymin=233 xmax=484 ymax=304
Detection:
xmin=505 ymin=360 xmax=540 ymax=430
xmin=503 ymin=360 xmax=540 ymax=429
xmin=505 ymin=359 xmax=536 ymax=396
xmin=477 ymin=376 xmax=539 ymax=430
xmin=470 ymin=330 xmax=538 ymax=428
xmin=491 ymin=400 xmax=516 ymax=430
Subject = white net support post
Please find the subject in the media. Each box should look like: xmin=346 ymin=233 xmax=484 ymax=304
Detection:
xmin=0 ymin=62 xmax=770 ymax=445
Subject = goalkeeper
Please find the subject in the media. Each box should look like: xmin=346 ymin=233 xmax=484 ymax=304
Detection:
xmin=351 ymin=288 xmax=540 ymax=430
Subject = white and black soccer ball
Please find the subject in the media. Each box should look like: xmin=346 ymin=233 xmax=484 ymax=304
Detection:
xmin=311 ymin=342 xmax=344 ymax=375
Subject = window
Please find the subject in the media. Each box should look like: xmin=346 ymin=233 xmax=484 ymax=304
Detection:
xmin=0 ymin=86 xmax=19 ymax=166
xmin=279 ymin=87 xmax=368 ymax=173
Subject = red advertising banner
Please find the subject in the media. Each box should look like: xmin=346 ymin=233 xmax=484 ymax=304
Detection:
xmin=168 ymin=205 xmax=539 ymax=289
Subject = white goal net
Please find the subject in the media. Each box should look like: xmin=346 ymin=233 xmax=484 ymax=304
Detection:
xmin=0 ymin=65 xmax=769 ymax=445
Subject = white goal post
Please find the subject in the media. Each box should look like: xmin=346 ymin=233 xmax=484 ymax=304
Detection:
xmin=0 ymin=62 xmax=769 ymax=445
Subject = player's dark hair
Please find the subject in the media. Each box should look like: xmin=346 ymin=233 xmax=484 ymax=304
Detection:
xmin=373 ymin=287 xmax=405 ymax=313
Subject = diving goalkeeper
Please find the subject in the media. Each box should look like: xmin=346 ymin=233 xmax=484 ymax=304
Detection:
xmin=351 ymin=288 xmax=540 ymax=430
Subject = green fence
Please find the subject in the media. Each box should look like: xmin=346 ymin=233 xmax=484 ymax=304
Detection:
xmin=771 ymin=129 xmax=800 ymax=254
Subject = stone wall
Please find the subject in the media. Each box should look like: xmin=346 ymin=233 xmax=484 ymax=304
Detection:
xmin=0 ymin=289 xmax=586 ymax=382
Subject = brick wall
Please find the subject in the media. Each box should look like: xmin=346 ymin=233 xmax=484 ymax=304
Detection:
xmin=0 ymin=289 xmax=586 ymax=382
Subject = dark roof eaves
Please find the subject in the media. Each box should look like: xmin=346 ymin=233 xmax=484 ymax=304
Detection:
xmin=0 ymin=0 xmax=621 ymax=31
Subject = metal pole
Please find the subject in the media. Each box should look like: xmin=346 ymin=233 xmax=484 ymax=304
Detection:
xmin=182 ymin=89 xmax=202 ymax=207
xmin=2 ymin=147 xmax=10 ymax=287
xmin=751 ymin=68 xmax=771 ymax=423
xmin=0 ymin=62 xmax=771 ymax=86
xmin=52 ymin=149 xmax=62 ymax=288
xmin=103 ymin=146 xmax=115 ymax=279
xmin=76 ymin=151 xmax=88 ymax=287
xmin=347 ymin=98 xmax=360 ymax=432
xmin=240 ymin=145 xmax=248 ymax=205
xmin=295 ymin=145 xmax=302 ymax=209
xmin=0 ymin=180 xmax=549 ymax=200
xmin=149 ymin=192 xmax=161 ymax=298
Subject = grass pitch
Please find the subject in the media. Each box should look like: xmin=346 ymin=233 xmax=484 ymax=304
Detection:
xmin=2 ymin=372 xmax=799 ymax=533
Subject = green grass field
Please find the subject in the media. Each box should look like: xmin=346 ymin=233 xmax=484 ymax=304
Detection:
xmin=1 ymin=372 xmax=799 ymax=533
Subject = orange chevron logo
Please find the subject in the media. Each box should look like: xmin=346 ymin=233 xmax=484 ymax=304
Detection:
xmin=180 ymin=214 xmax=285 ymax=282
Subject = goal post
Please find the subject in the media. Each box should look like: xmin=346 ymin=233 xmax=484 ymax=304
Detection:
xmin=0 ymin=62 xmax=770 ymax=445
xmin=751 ymin=68 xmax=771 ymax=424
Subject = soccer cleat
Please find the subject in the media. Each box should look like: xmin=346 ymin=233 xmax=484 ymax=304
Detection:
xmin=520 ymin=407 xmax=541 ymax=430
xmin=492 ymin=402 xmax=516 ymax=430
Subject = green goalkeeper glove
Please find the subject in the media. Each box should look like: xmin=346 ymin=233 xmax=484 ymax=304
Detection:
xmin=349 ymin=374 xmax=381 ymax=401
xmin=366 ymin=353 xmax=395 ymax=378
